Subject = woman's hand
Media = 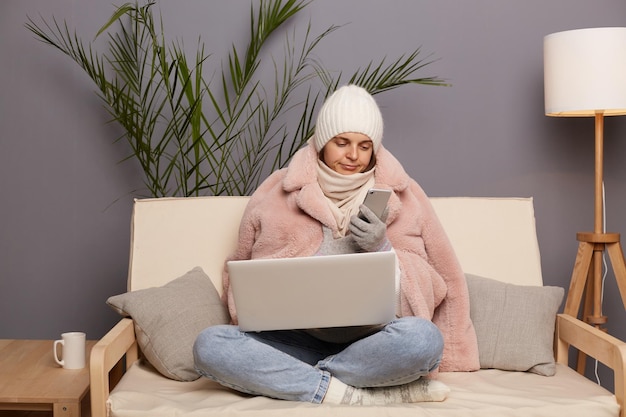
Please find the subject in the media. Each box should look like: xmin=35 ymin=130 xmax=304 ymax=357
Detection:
xmin=316 ymin=227 xmax=360 ymax=255
xmin=349 ymin=205 xmax=390 ymax=252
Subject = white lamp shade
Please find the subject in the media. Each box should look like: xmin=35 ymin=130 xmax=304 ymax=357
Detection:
xmin=544 ymin=27 xmax=626 ymax=117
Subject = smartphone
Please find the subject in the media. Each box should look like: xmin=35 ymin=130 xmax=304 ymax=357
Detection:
xmin=359 ymin=188 xmax=391 ymax=220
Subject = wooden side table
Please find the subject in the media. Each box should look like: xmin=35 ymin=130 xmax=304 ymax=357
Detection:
xmin=0 ymin=339 xmax=95 ymax=417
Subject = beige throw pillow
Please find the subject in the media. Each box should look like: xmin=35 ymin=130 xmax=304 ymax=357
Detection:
xmin=466 ymin=274 xmax=564 ymax=376
xmin=107 ymin=267 xmax=229 ymax=381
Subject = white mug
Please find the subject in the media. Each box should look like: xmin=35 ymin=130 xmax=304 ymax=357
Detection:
xmin=53 ymin=332 xmax=86 ymax=369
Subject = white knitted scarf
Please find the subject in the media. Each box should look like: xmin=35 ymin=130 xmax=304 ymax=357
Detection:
xmin=316 ymin=159 xmax=375 ymax=237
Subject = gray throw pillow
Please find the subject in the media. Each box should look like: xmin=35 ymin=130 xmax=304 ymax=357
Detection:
xmin=107 ymin=266 xmax=229 ymax=381
xmin=466 ymin=273 xmax=564 ymax=376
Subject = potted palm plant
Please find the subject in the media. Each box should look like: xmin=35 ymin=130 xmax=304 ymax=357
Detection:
xmin=26 ymin=0 xmax=447 ymax=197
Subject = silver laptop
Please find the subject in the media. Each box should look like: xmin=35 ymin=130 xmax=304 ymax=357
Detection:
xmin=227 ymin=251 xmax=397 ymax=332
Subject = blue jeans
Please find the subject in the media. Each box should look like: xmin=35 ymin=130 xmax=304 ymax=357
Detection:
xmin=193 ymin=317 xmax=444 ymax=403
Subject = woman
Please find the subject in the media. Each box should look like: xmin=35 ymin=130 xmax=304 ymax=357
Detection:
xmin=194 ymin=85 xmax=479 ymax=405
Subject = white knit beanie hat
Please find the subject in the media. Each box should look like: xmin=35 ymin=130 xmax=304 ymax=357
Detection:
xmin=314 ymin=85 xmax=384 ymax=153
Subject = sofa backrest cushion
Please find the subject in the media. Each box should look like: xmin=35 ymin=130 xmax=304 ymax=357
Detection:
xmin=430 ymin=197 xmax=542 ymax=286
xmin=128 ymin=196 xmax=543 ymax=293
xmin=128 ymin=196 xmax=249 ymax=293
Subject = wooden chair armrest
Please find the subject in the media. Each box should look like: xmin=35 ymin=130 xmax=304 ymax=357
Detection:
xmin=556 ymin=313 xmax=626 ymax=417
xmin=90 ymin=318 xmax=139 ymax=417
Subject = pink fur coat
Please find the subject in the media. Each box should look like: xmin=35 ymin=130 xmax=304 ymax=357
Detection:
xmin=222 ymin=144 xmax=480 ymax=372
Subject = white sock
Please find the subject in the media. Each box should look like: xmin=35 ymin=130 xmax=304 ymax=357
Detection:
xmin=322 ymin=376 xmax=450 ymax=405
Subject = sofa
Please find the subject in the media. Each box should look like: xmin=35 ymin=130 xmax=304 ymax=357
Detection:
xmin=90 ymin=196 xmax=626 ymax=417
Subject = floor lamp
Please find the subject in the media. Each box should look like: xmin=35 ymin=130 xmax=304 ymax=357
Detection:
xmin=544 ymin=27 xmax=626 ymax=374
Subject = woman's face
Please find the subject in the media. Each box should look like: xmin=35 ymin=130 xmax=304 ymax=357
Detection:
xmin=321 ymin=132 xmax=374 ymax=175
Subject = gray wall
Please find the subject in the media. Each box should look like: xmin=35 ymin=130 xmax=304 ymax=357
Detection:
xmin=2 ymin=0 xmax=626 ymax=388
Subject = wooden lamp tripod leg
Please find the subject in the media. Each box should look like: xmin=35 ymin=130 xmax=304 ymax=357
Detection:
xmin=564 ymin=233 xmax=626 ymax=374
xmin=606 ymin=242 xmax=626 ymax=306
xmin=563 ymin=241 xmax=594 ymax=319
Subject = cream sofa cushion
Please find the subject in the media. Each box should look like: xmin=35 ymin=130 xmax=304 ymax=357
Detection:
xmin=108 ymin=362 xmax=618 ymax=417
xmin=127 ymin=197 xmax=544 ymax=293
xmin=429 ymin=197 xmax=543 ymax=286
